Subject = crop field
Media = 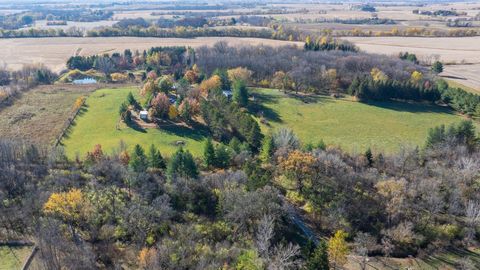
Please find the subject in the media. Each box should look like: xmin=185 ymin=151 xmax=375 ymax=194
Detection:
xmin=62 ymin=87 xmax=207 ymax=158
xmin=343 ymin=36 xmax=480 ymax=90
xmin=343 ymin=36 xmax=480 ymax=64
xmin=0 ymin=84 xmax=98 ymax=146
xmin=252 ymin=88 xmax=475 ymax=153
xmin=0 ymin=37 xmax=301 ymax=73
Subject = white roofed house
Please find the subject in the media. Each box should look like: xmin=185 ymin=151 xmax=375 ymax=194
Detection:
xmin=139 ymin=110 xmax=149 ymax=121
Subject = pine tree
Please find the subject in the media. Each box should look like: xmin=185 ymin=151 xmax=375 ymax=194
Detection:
xmin=365 ymin=148 xmax=373 ymax=167
xmin=431 ymin=61 xmax=443 ymax=74
xmin=167 ymin=148 xmax=198 ymax=179
xmin=306 ymin=241 xmax=330 ymax=270
xmin=259 ymin=134 xmax=274 ymax=163
xmin=148 ymin=144 xmax=165 ymax=169
xmin=233 ymin=79 xmax=248 ymax=107
xmin=203 ymin=139 xmax=216 ymax=168
xmin=130 ymin=144 xmax=148 ymax=172
xmin=215 ymin=144 xmax=231 ymax=169
xmin=127 ymin=92 xmax=138 ymax=108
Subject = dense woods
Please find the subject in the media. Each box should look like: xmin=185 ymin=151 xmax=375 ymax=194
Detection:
xmin=1 ymin=118 xmax=479 ymax=268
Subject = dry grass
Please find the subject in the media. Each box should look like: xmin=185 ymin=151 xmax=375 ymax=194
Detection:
xmin=0 ymin=37 xmax=301 ymax=73
xmin=0 ymin=84 xmax=98 ymax=146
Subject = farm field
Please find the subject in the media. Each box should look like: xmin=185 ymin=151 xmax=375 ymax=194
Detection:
xmin=442 ymin=64 xmax=480 ymax=93
xmin=343 ymin=36 xmax=480 ymax=90
xmin=252 ymin=88 xmax=476 ymax=153
xmin=0 ymin=246 xmax=31 ymax=270
xmin=62 ymin=87 xmax=207 ymax=158
xmin=0 ymin=37 xmax=301 ymax=73
xmin=0 ymin=84 xmax=98 ymax=146
xmin=343 ymin=36 xmax=480 ymax=64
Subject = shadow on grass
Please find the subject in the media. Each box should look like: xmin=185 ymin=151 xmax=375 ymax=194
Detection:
xmin=363 ymin=100 xmax=456 ymax=114
xmin=59 ymin=104 xmax=90 ymax=142
xmin=422 ymin=248 xmax=480 ymax=268
xmin=157 ymin=121 xmax=210 ymax=142
xmin=249 ymin=90 xmax=283 ymax=123
xmin=127 ymin=120 xmax=147 ymax=133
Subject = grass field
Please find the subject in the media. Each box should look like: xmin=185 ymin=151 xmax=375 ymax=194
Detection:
xmin=0 ymin=246 xmax=31 ymax=270
xmin=0 ymin=84 xmax=97 ymax=146
xmin=62 ymin=87 xmax=207 ymax=158
xmin=252 ymin=88 xmax=476 ymax=153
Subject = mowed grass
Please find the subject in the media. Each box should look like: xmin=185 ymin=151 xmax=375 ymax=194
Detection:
xmin=0 ymin=246 xmax=31 ymax=270
xmin=252 ymin=88 xmax=476 ymax=153
xmin=62 ymin=87 xmax=207 ymax=158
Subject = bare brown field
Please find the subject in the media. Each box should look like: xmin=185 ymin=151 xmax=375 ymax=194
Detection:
xmin=343 ymin=36 xmax=480 ymax=64
xmin=344 ymin=36 xmax=480 ymax=90
xmin=442 ymin=64 xmax=480 ymax=93
xmin=0 ymin=37 xmax=301 ymax=72
xmin=0 ymin=84 xmax=98 ymax=146
xmin=24 ymin=20 xmax=117 ymax=30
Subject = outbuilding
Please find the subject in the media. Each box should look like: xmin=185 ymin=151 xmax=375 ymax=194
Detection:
xmin=139 ymin=110 xmax=149 ymax=121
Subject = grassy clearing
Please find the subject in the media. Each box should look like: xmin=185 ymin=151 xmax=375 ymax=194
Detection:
xmin=251 ymin=88 xmax=476 ymax=153
xmin=62 ymin=87 xmax=207 ymax=158
xmin=0 ymin=85 xmax=97 ymax=146
xmin=0 ymin=246 xmax=31 ymax=270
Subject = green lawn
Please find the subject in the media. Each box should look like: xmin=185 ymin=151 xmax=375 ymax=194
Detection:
xmin=0 ymin=246 xmax=31 ymax=270
xmin=251 ymin=88 xmax=476 ymax=153
xmin=63 ymin=87 xmax=207 ymax=158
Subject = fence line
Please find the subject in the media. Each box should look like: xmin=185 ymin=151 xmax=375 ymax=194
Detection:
xmin=53 ymin=96 xmax=87 ymax=148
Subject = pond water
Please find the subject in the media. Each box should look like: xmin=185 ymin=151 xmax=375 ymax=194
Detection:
xmin=73 ymin=78 xmax=97 ymax=85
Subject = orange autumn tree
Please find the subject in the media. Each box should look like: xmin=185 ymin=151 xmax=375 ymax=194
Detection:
xmin=199 ymin=75 xmax=222 ymax=96
xmin=278 ymin=150 xmax=318 ymax=192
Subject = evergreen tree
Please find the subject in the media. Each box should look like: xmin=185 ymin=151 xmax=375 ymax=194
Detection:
xmin=228 ymin=137 xmax=242 ymax=153
xmin=167 ymin=148 xmax=199 ymax=179
xmin=247 ymin=121 xmax=263 ymax=153
xmin=306 ymin=241 xmax=330 ymax=270
xmin=148 ymin=144 xmax=166 ymax=169
xmin=129 ymin=144 xmax=148 ymax=172
xmin=215 ymin=144 xmax=231 ymax=169
xmin=259 ymin=134 xmax=274 ymax=163
xmin=127 ymin=92 xmax=138 ymax=108
xmin=365 ymin=148 xmax=373 ymax=167
xmin=213 ymin=68 xmax=230 ymax=90
xmin=233 ymin=79 xmax=248 ymax=107
xmin=431 ymin=61 xmax=443 ymax=74
xmin=203 ymin=139 xmax=216 ymax=168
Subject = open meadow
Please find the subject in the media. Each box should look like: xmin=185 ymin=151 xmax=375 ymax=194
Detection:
xmin=252 ymin=88 xmax=475 ymax=153
xmin=0 ymin=84 xmax=98 ymax=146
xmin=62 ymin=87 xmax=207 ymax=158
xmin=62 ymin=86 xmax=477 ymax=158
xmin=0 ymin=37 xmax=301 ymax=73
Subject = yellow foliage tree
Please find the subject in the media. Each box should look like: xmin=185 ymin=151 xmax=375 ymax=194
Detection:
xmin=410 ymin=71 xmax=423 ymax=84
xmin=278 ymin=150 xmax=317 ymax=191
xmin=168 ymin=105 xmax=178 ymax=120
xmin=328 ymin=230 xmax=349 ymax=270
xmin=370 ymin=68 xmax=389 ymax=82
xmin=43 ymin=188 xmax=86 ymax=224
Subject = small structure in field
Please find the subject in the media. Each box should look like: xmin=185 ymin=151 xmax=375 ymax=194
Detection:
xmin=223 ymin=90 xmax=233 ymax=100
xmin=139 ymin=110 xmax=149 ymax=121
